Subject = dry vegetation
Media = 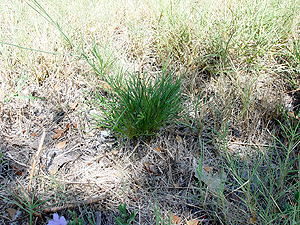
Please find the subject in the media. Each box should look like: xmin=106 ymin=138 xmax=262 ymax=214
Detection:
xmin=1 ymin=0 xmax=300 ymax=224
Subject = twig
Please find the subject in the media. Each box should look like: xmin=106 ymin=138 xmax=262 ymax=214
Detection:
xmin=43 ymin=194 xmax=107 ymax=213
xmin=29 ymin=131 xmax=45 ymax=192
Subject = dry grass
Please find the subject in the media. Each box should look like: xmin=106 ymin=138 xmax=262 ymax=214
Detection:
xmin=1 ymin=0 xmax=300 ymax=224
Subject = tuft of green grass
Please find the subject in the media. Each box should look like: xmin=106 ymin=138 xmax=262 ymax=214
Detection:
xmin=0 ymin=178 xmax=69 ymax=225
xmin=92 ymin=70 xmax=183 ymax=145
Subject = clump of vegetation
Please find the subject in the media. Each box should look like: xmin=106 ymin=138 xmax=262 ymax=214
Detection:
xmin=92 ymin=71 xmax=183 ymax=145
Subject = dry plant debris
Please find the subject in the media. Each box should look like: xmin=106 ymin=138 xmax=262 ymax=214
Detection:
xmin=0 ymin=0 xmax=300 ymax=224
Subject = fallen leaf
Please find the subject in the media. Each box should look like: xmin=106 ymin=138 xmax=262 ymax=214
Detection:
xmin=231 ymin=138 xmax=236 ymax=142
xmin=134 ymin=196 xmax=139 ymax=201
xmin=204 ymin=166 xmax=213 ymax=173
xmin=143 ymin=163 xmax=158 ymax=175
xmin=65 ymin=123 xmax=70 ymax=131
xmin=187 ymin=220 xmax=199 ymax=225
xmin=57 ymin=141 xmax=66 ymax=149
xmin=52 ymin=133 xmax=62 ymax=139
xmin=53 ymin=129 xmax=64 ymax=139
xmin=111 ymin=149 xmax=119 ymax=155
xmin=171 ymin=215 xmax=181 ymax=224
xmin=10 ymin=165 xmax=22 ymax=175
xmin=173 ymin=183 xmax=180 ymax=188
xmin=70 ymin=101 xmax=78 ymax=110
xmin=6 ymin=208 xmax=17 ymax=219
xmin=31 ymin=133 xmax=37 ymax=137
xmin=131 ymin=186 xmax=137 ymax=192
xmin=156 ymin=147 xmax=162 ymax=152
xmin=144 ymin=162 xmax=152 ymax=167
xmin=50 ymin=168 xmax=58 ymax=175
xmin=101 ymin=82 xmax=112 ymax=90
xmin=176 ymin=135 xmax=183 ymax=143
xmin=55 ymin=129 xmax=64 ymax=134
xmin=87 ymin=131 xmax=95 ymax=137
xmin=250 ymin=215 xmax=257 ymax=224
xmin=199 ymin=215 xmax=208 ymax=220
xmin=74 ymin=123 xmax=77 ymax=128
xmin=287 ymin=111 xmax=299 ymax=119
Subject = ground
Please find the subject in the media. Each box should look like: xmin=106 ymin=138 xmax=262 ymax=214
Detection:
xmin=1 ymin=0 xmax=300 ymax=224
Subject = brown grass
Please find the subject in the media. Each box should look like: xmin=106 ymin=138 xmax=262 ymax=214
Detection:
xmin=1 ymin=0 xmax=300 ymax=224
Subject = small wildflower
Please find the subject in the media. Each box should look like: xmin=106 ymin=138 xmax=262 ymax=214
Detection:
xmin=47 ymin=213 xmax=67 ymax=225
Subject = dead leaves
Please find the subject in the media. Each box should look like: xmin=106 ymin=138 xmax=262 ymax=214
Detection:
xmin=9 ymin=164 xmax=22 ymax=175
xmin=250 ymin=214 xmax=257 ymax=224
xmin=186 ymin=220 xmax=200 ymax=225
xmin=156 ymin=147 xmax=162 ymax=152
xmin=57 ymin=141 xmax=66 ymax=149
xmin=52 ymin=123 xmax=71 ymax=139
xmin=173 ymin=183 xmax=180 ymax=188
xmin=52 ymin=123 xmax=72 ymax=149
xmin=6 ymin=208 xmax=17 ymax=219
xmin=69 ymin=101 xmax=78 ymax=110
xmin=53 ymin=129 xmax=64 ymax=139
xmin=171 ymin=215 xmax=181 ymax=224
xmin=203 ymin=166 xmax=214 ymax=173
xmin=100 ymin=81 xmax=112 ymax=90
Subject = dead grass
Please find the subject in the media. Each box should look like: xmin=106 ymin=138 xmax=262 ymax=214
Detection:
xmin=1 ymin=0 xmax=300 ymax=224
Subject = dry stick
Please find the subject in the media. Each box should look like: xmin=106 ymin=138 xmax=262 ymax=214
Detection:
xmin=43 ymin=194 xmax=107 ymax=213
xmin=28 ymin=130 xmax=45 ymax=192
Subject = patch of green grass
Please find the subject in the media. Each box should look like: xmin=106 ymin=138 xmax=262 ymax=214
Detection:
xmin=92 ymin=70 xmax=183 ymax=145
xmin=1 ymin=0 xmax=300 ymax=224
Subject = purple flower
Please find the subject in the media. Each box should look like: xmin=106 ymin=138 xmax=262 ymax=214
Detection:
xmin=47 ymin=213 xmax=67 ymax=225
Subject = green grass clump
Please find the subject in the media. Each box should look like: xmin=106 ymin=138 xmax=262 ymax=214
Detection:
xmin=92 ymin=71 xmax=183 ymax=145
